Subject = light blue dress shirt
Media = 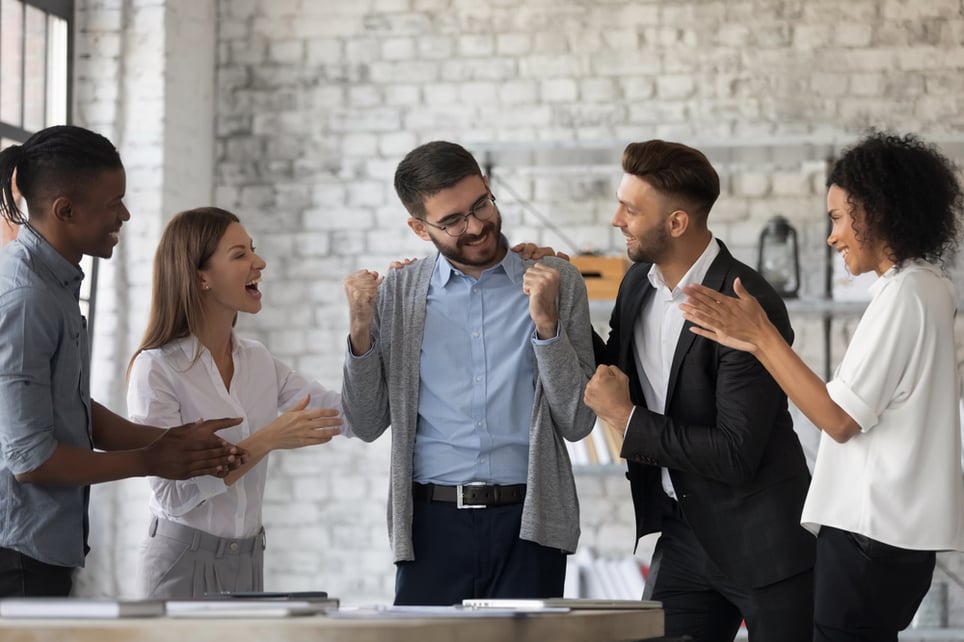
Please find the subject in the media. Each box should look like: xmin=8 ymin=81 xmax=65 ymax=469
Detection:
xmin=413 ymin=243 xmax=558 ymax=485
xmin=0 ymin=224 xmax=92 ymax=567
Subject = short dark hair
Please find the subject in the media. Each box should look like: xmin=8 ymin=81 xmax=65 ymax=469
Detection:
xmin=394 ymin=141 xmax=484 ymax=218
xmin=0 ymin=125 xmax=123 ymax=225
xmin=621 ymin=140 xmax=720 ymax=219
xmin=827 ymin=132 xmax=962 ymax=265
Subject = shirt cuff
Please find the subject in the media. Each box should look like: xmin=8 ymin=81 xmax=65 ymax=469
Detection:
xmin=624 ymin=407 xmax=636 ymax=438
xmin=4 ymin=438 xmax=58 ymax=476
xmin=530 ymin=326 xmax=561 ymax=345
xmin=826 ymin=379 xmax=878 ymax=433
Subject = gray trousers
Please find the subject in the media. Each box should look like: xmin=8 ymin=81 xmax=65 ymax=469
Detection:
xmin=139 ymin=516 xmax=265 ymax=599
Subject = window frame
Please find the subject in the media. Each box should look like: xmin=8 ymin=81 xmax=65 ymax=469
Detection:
xmin=0 ymin=1 xmax=89 ymax=336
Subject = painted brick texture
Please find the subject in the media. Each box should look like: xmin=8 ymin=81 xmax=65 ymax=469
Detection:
xmin=72 ymin=0 xmax=964 ymax=616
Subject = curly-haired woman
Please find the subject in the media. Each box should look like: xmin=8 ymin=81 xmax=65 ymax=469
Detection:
xmin=680 ymin=132 xmax=964 ymax=641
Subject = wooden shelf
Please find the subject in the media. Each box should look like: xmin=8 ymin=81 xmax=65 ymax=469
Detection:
xmin=589 ymin=297 xmax=870 ymax=319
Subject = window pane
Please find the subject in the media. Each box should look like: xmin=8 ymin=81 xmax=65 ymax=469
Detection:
xmin=22 ymin=4 xmax=45 ymax=132
xmin=45 ymin=14 xmax=67 ymax=126
xmin=79 ymin=255 xmax=93 ymax=316
xmin=1 ymin=0 xmax=24 ymax=125
xmin=0 ymin=136 xmax=21 ymax=246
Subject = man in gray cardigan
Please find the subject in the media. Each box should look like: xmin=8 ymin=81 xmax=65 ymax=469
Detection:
xmin=342 ymin=141 xmax=595 ymax=606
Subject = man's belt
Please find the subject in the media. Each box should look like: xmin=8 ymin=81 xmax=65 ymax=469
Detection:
xmin=412 ymin=482 xmax=526 ymax=509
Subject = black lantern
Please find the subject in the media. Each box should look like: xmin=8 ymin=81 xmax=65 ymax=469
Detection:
xmin=757 ymin=215 xmax=800 ymax=298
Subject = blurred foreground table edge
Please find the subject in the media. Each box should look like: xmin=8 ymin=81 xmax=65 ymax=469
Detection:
xmin=0 ymin=607 xmax=663 ymax=642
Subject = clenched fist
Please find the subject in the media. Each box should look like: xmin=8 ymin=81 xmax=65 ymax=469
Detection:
xmin=344 ymin=269 xmax=383 ymax=354
xmin=522 ymin=263 xmax=560 ymax=339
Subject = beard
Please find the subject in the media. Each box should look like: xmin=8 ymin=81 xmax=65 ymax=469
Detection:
xmin=432 ymin=213 xmax=505 ymax=269
xmin=626 ymin=222 xmax=670 ymax=264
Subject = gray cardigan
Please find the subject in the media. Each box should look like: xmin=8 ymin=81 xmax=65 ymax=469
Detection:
xmin=342 ymin=254 xmax=596 ymax=561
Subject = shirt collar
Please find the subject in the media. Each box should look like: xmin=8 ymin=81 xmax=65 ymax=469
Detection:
xmin=174 ymin=332 xmax=241 ymax=361
xmin=647 ymin=236 xmax=720 ymax=298
xmin=868 ymin=259 xmax=939 ymax=297
xmin=433 ymin=235 xmax=520 ymax=286
xmin=18 ymin=223 xmax=85 ymax=294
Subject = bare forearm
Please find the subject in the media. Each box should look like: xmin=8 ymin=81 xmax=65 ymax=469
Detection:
xmin=91 ymin=400 xmax=163 ymax=450
xmin=348 ymin=325 xmax=372 ymax=355
xmin=754 ymin=326 xmax=860 ymax=442
xmin=221 ymin=432 xmax=271 ymax=486
xmin=15 ymin=443 xmax=148 ymax=485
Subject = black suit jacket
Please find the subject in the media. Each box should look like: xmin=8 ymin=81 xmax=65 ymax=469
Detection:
xmin=595 ymin=241 xmax=815 ymax=589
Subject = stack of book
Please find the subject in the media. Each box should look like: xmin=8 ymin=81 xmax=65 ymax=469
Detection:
xmin=567 ymin=419 xmax=624 ymax=466
xmin=565 ymin=549 xmax=646 ymax=600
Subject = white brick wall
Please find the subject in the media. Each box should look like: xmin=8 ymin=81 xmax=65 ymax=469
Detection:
xmin=72 ymin=0 xmax=964 ymax=617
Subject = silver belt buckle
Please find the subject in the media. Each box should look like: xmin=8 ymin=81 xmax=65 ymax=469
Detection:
xmin=457 ymin=482 xmax=487 ymax=509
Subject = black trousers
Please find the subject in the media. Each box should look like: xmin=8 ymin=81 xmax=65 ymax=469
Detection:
xmin=645 ymin=505 xmax=813 ymax=642
xmin=394 ymin=496 xmax=567 ymax=606
xmin=0 ymin=547 xmax=73 ymax=597
xmin=814 ymin=526 xmax=935 ymax=642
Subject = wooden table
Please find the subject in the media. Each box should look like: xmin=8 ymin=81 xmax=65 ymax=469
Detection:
xmin=0 ymin=608 xmax=663 ymax=642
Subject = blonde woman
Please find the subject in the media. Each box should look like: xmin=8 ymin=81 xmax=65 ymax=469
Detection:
xmin=128 ymin=207 xmax=348 ymax=598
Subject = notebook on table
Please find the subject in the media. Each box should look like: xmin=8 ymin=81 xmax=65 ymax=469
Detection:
xmin=166 ymin=598 xmax=336 ymax=618
xmin=0 ymin=598 xmax=165 ymax=618
xmin=462 ymin=598 xmax=661 ymax=610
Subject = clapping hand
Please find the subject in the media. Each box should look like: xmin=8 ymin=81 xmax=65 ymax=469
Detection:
xmin=144 ymin=417 xmax=245 ymax=480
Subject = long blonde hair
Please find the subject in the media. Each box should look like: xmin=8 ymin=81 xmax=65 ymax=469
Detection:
xmin=127 ymin=207 xmax=240 ymax=378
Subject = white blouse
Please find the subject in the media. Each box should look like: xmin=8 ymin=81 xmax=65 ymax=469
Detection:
xmin=801 ymin=261 xmax=964 ymax=550
xmin=127 ymin=335 xmax=349 ymax=538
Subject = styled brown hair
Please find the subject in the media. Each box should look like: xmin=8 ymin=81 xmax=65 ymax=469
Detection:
xmin=127 ymin=207 xmax=240 ymax=377
xmin=621 ymin=140 xmax=720 ymax=219
xmin=394 ymin=141 xmax=484 ymax=218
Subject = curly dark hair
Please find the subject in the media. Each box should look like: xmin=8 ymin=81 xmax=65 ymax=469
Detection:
xmin=826 ymin=132 xmax=963 ymax=265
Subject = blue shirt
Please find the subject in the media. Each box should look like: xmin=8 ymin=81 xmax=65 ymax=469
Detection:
xmin=413 ymin=243 xmax=558 ymax=485
xmin=0 ymin=224 xmax=92 ymax=567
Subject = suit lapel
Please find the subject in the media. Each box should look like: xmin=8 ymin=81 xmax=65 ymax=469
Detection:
xmin=665 ymin=242 xmax=734 ymax=403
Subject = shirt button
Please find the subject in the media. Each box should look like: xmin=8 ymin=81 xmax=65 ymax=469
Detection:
xmin=229 ymin=542 xmax=239 ymax=553
xmin=475 ymin=375 xmax=482 ymax=382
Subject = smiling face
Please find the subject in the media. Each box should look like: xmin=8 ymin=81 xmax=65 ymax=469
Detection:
xmin=62 ymin=166 xmax=129 ymax=262
xmin=198 ymin=222 xmax=266 ymax=317
xmin=826 ymin=184 xmax=893 ymax=277
xmin=407 ymin=174 xmax=505 ymax=276
xmin=612 ymin=173 xmax=674 ymax=264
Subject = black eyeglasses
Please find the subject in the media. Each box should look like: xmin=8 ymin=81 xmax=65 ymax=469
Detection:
xmin=418 ymin=195 xmax=497 ymax=238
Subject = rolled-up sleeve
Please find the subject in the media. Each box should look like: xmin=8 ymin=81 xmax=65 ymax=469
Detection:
xmin=0 ymin=289 xmax=59 ymax=475
xmin=127 ymin=353 xmax=227 ymax=515
xmin=827 ymin=281 xmax=918 ymax=433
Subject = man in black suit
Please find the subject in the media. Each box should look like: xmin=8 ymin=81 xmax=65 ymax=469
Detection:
xmin=584 ymin=140 xmax=815 ymax=642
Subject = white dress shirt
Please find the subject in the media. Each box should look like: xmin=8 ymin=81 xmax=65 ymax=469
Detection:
xmin=631 ymin=237 xmax=720 ymax=498
xmin=801 ymin=261 xmax=964 ymax=550
xmin=127 ymin=335 xmax=349 ymax=538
